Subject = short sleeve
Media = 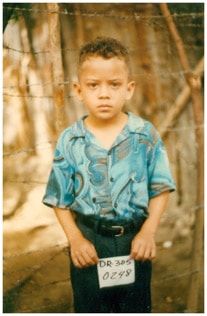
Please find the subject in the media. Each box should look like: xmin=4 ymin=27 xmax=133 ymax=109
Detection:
xmin=42 ymin=133 xmax=75 ymax=209
xmin=147 ymin=127 xmax=176 ymax=199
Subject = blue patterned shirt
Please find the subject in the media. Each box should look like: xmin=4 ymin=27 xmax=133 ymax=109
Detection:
xmin=43 ymin=112 xmax=175 ymax=221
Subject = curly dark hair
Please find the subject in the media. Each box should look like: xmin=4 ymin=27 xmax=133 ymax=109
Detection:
xmin=78 ymin=37 xmax=130 ymax=71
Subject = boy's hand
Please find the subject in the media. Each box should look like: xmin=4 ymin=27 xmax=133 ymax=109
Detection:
xmin=130 ymin=191 xmax=170 ymax=261
xmin=130 ymin=228 xmax=156 ymax=261
xmin=70 ymin=234 xmax=99 ymax=268
xmin=53 ymin=207 xmax=99 ymax=269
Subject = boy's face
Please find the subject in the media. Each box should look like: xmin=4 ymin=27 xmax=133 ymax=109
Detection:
xmin=73 ymin=56 xmax=135 ymax=121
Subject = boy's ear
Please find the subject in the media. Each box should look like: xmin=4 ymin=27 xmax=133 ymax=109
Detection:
xmin=73 ymin=82 xmax=83 ymax=101
xmin=125 ymin=81 xmax=135 ymax=101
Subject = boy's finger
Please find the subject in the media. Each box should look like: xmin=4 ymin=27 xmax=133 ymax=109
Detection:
xmin=73 ymin=250 xmax=99 ymax=268
xmin=149 ymin=248 xmax=156 ymax=260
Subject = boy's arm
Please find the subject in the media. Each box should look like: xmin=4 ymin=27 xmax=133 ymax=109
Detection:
xmin=54 ymin=207 xmax=99 ymax=268
xmin=130 ymin=191 xmax=170 ymax=261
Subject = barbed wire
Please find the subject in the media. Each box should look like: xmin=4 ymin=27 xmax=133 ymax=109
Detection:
xmin=3 ymin=141 xmax=56 ymax=157
xmin=3 ymin=67 xmax=203 ymax=91
xmin=3 ymin=241 xmax=201 ymax=297
xmin=3 ymin=5 xmax=204 ymax=20
xmin=3 ymin=264 xmax=197 ymax=295
xmin=3 ymin=92 xmax=77 ymax=101
xmin=3 ymin=40 xmax=203 ymax=58
xmin=3 ymin=203 xmax=202 ymax=230
xmin=3 ymin=242 xmax=67 ymax=260
xmin=2 ymin=120 xmax=203 ymax=159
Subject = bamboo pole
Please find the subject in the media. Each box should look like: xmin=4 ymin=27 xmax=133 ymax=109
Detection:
xmin=47 ymin=3 xmax=66 ymax=137
xmin=160 ymin=4 xmax=204 ymax=312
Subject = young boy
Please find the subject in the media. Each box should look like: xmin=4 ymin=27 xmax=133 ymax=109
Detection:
xmin=43 ymin=37 xmax=175 ymax=313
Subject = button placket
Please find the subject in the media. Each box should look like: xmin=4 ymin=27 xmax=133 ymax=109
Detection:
xmin=107 ymin=149 xmax=118 ymax=214
xmin=107 ymin=149 xmax=113 ymax=186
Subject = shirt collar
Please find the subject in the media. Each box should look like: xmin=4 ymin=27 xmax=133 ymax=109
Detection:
xmin=69 ymin=116 xmax=87 ymax=139
xmin=126 ymin=112 xmax=146 ymax=134
xmin=69 ymin=112 xmax=147 ymax=139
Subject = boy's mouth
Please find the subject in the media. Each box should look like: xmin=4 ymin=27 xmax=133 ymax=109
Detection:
xmin=97 ymin=105 xmax=112 ymax=110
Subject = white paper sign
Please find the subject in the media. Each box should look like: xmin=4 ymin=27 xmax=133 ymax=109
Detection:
xmin=97 ymin=255 xmax=135 ymax=288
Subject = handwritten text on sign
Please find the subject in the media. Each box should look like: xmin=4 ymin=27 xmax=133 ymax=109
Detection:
xmin=97 ymin=255 xmax=135 ymax=288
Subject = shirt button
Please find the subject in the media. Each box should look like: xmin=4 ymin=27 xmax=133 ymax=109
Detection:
xmin=110 ymin=177 xmax=114 ymax=182
xmin=114 ymin=202 xmax=118 ymax=208
xmin=108 ymin=151 xmax=111 ymax=155
xmin=92 ymin=198 xmax=96 ymax=203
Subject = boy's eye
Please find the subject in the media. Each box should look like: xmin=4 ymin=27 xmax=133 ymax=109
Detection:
xmin=88 ymin=83 xmax=98 ymax=88
xmin=111 ymin=82 xmax=120 ymax=88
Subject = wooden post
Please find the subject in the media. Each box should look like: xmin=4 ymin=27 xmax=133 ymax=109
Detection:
xmin=47 ymin=3 xmax=66 ymax=137
xmin=74 ymin=3 xmax=84 ymax=47
xmin=160 ymin=3 xmax=204 ymax=312
xmin=159 ymin=57 xmax=204 ymax=138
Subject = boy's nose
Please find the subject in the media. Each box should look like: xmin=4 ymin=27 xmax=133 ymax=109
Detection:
xmin=99 ymin=84 xmax=110 ymax=98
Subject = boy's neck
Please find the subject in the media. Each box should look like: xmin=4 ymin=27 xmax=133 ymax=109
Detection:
xmin=85 ymin=111 xmax=128 ymax=130
xmin=84 ymin=112 xmax=129 ymax=150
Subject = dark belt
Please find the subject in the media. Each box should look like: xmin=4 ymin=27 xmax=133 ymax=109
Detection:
xmin=76 ymin=214 xmax=146 ymax=237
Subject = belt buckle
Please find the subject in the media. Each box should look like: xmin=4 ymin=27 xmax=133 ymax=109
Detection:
xmin=112 ymin=225 xmax=124 ymax=237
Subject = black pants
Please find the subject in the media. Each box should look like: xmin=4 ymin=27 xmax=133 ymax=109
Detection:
xmin=70 ymin=221 xmax=152 ymax=313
